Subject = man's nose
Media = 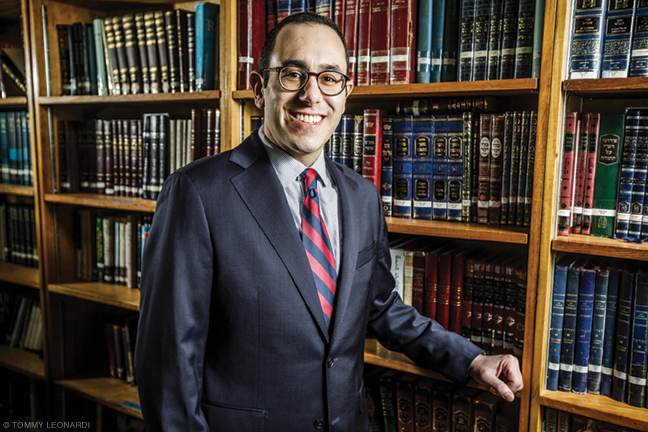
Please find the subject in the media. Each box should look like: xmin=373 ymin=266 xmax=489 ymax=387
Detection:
xmin=299 ymin=75 xmax=322 ymax=103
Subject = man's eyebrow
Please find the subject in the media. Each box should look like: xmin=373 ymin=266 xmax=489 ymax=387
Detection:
xmin=279 ymin=59 xmax=344 ymax=72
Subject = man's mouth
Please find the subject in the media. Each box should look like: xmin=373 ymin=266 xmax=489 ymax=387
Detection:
xmin=294 ymin=113 xmax=323 ymax=124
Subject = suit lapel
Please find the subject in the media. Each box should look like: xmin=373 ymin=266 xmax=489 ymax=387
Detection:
xmin=229 ymin=134 xmax=330 ymax=341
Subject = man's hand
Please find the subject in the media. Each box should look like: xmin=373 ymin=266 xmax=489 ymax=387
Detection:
xmin=468 ymin=354 xmax=523 ymax=402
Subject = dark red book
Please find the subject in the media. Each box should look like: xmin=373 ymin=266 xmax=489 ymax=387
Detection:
xmin=396 ymin=374 xmax=417 ymax=432
xmin=449 ymin=252 xmax=465 ymax=335
xmin=482 ymin=259 xmax=497 ymax=353
xmin=356 ymin=0 xmax=372 ymax=86
xmin=343 ymin=0 xmax=360 ymax=83
xmin=472 ymin=392 xmax=500 ymax=432
xmin=435 ymin=248 xmax=454 ymax=329
xmin=502 ymin=258 xmax=517 ymax=355
xmin=477 ymin=114 xmax=492 ymax=224
xmin=423 ymin=246 xmax=443 ymax=320
xmin=237 ymin=0 xmax=266 ymax=90
xmin=432 ymin=382 xmax=455 ymax=432
xmin=491 ymin=258 xmax=507 ymax=355
xmin=513 ymin=259 xmax=527 ymax=360
xmin=334 ymin=0 xmax=346 ymax=31
xmin=414 ymin=378 xmax=434 ymax=431
xmin=470 ymin=254 xmax=486 ymax=348
xmin=451 ymin=388 xmax=479 ymax=432
xmin=362 ymin=109 xmax=384 ymax=190
xmin=412 ymin=249 xmax=426 ymax=315
xmin=461 ymin=253 xmax=476 ymax=340
xmin=389 ymin=0 xmax=417 ymax=84
xmin=369 ymin=0 xmax=391 ymax=85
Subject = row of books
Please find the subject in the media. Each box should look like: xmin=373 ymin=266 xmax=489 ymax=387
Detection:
xmin=237 ymin=0 xmax=545 ymax=89
xmin=545 ymin=408 xmax=644 ymax=432
xmin=0 ymin=200 xmax=38 ymax=269
xmin=56 ymin=2 xmax=218 ymax=96
xmin=57 ymin=110 xmax=220 ymax=200
xmin=104 ymin=313 xmax=138 ymax=385
xmin=364 ymin=365 xmax=519 ymax=432
xmin=3 ymin=295 xmax=42 ymax=354
xmin=557 ymin=110 xmax=648 ymax=241
xmin=0 ymin=47 xmax=26 ymax=98
xmin=0 ymin=111 xmax=33 ymax=187
xmin=568 ymin=0 xmax=648 ymax=79
xmin=74 ymin=210 xmax=152 ymax=290
xmin=547 ymin=256 xmax=648 ymax=409
xmin=388 ymin=239 xmax=528 ymax=359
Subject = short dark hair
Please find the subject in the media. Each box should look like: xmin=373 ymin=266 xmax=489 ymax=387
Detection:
xmin=258 ymin=12 xmax=349 ymax=86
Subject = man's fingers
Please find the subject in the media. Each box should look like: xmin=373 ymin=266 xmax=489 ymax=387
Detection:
xmin=486 ymin=375 xmax=515 ymax=402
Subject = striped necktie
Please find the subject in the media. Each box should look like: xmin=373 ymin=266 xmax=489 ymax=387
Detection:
xmin=301 ymin=168 xmax=337 ymax=329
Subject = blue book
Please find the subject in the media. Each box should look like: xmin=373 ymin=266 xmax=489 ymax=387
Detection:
xmin=612 ymin=266 xmax=636 ymax=402
xmin=416 ymin=0 xmax=434 ymax=83
xmin=6 ymin=112 xmax=18 ymax=185
xmin=291 ymin=0 xmax=306 ymax=13
xmin=195 ymin=2 xmax=218 ymax=91
xmin=459 ymin=0 xmax=476 ymax=81
xmin=20 ymin=112 xmax=29 ymax=186
xmin=472 ymin=0 xmax=491 ymax=80
xmin=277 ymin=0 xmax=291 ymax=22
xmin=615 ymin=108 xmax=641 ymax=239
xmin=340 ymin=114 xmax=355 ymax=169
xmin=412 ymin=115 xmax=434 ymax=220
xmin=572 ymin=262 xmax=596 ymax=394
xmin=629 ymin=0 xmax=648 ymax=77
xmin=315 ymin=0 xmax=332 ymax=17
xmin=600 ymin=265 xmax=621 ymax=396
xmin=601 ymin=0 xmax=636 ymax=78
xmin=628 ymin=269 xmax=648 ymax=407
xmin=446 ymin=114 xmax=464 ymax=222
xmin=547 ymin=255 xmax=570 ymax=391
xmin=430 ymin=0 xmax=447 ymax=82
xmin=352 ymin=115 xmax=364 ymax=174
xmin=330 ymin=120 xmax=343 ymax=164
xmin=586 ymin=262 xmax=610 ymax=394
xmin=432 ymin=115 xmax=448 ymax=220
xmin=628 ymin=108 xmax=648 ymax=240
xmin=0 ymin=113 xmax=9 ymax=184
xmin=531 ymin=0 xmax=546 ymax=78
xmin=642 ymin=190 xmax=648 ymax=240
xmin=393 ymin=116 xmax=414 ymax=219
xmin=381 ymin=117 xmax=394 ymax=217
xmin=568 ymin=0 xmax=608 ymax=79
xmin=559 ymin=257 xmax=583 ymax=392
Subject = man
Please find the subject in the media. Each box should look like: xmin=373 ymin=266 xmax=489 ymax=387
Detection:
xmin=135 ymin=12 xmax=523 ymax=431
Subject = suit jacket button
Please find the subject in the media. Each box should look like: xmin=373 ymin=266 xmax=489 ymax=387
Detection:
xmin=314 ymin=419 xmax=325 ymax=429
xmin=327 ymin=358 xmax=335 ymax=368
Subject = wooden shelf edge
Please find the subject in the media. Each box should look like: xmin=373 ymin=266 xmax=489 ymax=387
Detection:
xmin=56 ymin=377 xmax=142 ymax=420
xmin=539 ymin=390 xmax=648 ymax=430
xmin=38 ymin=90 xmax=220 ymax=106
xmin=563 ymin=77 xmax=648 ymax=94
xmin=386 ymin=217 xmax=529 ymax=244
xmin=44 ymin=193 xmax=156 ymax=212
xmin=233 ymin=79 xmax=538 ymax=100
xmin=0 ymin=261 xmax=40 ymax=288
xmin=48 ymin=283 xmax=140 ymax=311
xmin=0 ymin=96 xmax=28 ymax=107
xmin=552 ymin=234 xmax=648 ymax=261
xmin=0 ymin=345 xmax=46 ymax=379
xmin=0 ymin=184 xmax=35 ymax=197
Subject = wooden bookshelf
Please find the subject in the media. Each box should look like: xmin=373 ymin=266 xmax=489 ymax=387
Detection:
xmin=38 ymin=90 xmax=220 ymax=106
xmin=48 ymin=283 xmax=140 ymax=311
xmin=232 ymin=78 xmax=539 ymax=100
xmin=56 ymin=377 xmax=142 ymax=420
xmin=552 ymin=235 xmax=648 ymax=261
xmin=386 ymin=218 xmax=529 ymax=244
xmin=0 ymin=184 xmax=35 ymax=196
xmin=0 ymin=96 xmax=28 ymax=107
xmin=539 ymin=390 xmax=648 ymax=431
xmin=0 ymin=261 xmax=40 ymax=288
xmin=563 ymin=77 xmax=648 ymax=96
xmin=0 ymin=345 xmax=46 ymax=379
xmin=44 ymin=193 xmax=156 ymax=212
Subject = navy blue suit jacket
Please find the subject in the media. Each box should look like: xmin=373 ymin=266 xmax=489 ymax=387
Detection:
xmin=134 ymin=131 xmax=483 ymax=431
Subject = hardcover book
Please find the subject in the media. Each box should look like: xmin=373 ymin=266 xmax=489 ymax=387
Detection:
xmin=413 ymin=115 xmax=434 ymax=220
xmin=601 ymin=0 xmax=636 ymax=78
xmin=433 ymin=115 xmax=448 ymax=220
xmin=568 ymin=0 xmax=608 ymax=79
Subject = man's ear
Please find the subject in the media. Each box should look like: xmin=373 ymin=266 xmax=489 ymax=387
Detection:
xmin=250 ymin=71 xmax=265 ymax=109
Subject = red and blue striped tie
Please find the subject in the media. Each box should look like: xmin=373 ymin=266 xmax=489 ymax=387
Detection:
xmin=301 ymin=168 xmax=337 ymax=329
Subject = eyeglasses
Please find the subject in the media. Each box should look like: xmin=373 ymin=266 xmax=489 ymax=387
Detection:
xmin=264 ymin=66 xmax=350 ymax=96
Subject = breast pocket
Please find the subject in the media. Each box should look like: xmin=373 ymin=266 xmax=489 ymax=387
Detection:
xmin=356 ymin=241 xmax=376 ymax=269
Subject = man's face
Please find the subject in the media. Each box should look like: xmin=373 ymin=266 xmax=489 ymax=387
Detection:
xmin=252 ymin=23 xmax=353 ymax=167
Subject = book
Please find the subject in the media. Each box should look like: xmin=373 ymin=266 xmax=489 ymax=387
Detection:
xmin=523 ymin=111 xmax=537 ymax=226
xmin=582 ymin=113 xmax=601 ymax=235
xmin=413 ymin=378 xmax=434 ymax=431
xmin=164 ymin=11 xmax=180 ymax=93
xmin=379 ymin=369 xmax=401 ymax=432
xmin=514 ymin=0 xmax=537 ymax=78
xmin=430 ymin=0 xmax=447 ymax=83
xmin=601 ymin=0 xmax=637 ymax=78
xmin=499 ymin=0 xmax=520 ymax=79
xmin=629 ymin=0 xmax=648 ymax=77
xmin=477 ymin=114 xmax=492 ymax=224
xmin=123 ymin=14 xmax=142 ymax=94
xmin=572 ymin=262 xmax=596 ymax=394
xmin=515 ymin=111 xmax=531 ymax=226
xmin=353 ymin=115 xmax=364 ymax=173
xmin=393 ymin=115 xmax=414 ymax=219
xmin=362 ymin=109 xmax=385 ymax=191
xmin=344 ymin=0 xmax=360 ymax=84
xmin=133 ymin=13 xmax=150 ymax=94
xmin=356 ymin=0 xmax=373 ymax=85
xmin=472 ymin=0 xmax=491 ymax=81
xmin=615 ymin=108 xmax=641 ymax=239
xmin=568 ymin=0 xmax=608 ymax=79
xmin=488 ymin=114 xmax=505 ymax=224
xmin=154 ymin=11 xmax=170 ymax=93
xmin=627 ymin=269 xmax=648 ymax=407
xmin=600 ymin=266 xmax=621 ymax=396
xmin=370 ymin=0 xmax=391 ymax=85
xmin=531 ymin=0 xmax=545 ymax=78
xmin=416 ymin=0 xmax=434 ymax=83
xmin=586 ymin=262 xmax=609 ymax=395
xmin=389 ymin=0 xmax=417 ymax=84
xmin=112 ymin=18 xmax=131 ymax=94
xmin=487 ymin=0 xmax=505 ymax=80
xmin=176 ymin=10 xmax=189 ymax=93
xmin=195 ymin=2 xmax=218 ymax=91
xmin=237 ymin=0 xmax=266 ymax=90
xmin=144 ymin=12 xmax=160 ymax=94
xmin=507 ymin=112 xmax=522 ymax=225
xmin=628 ymin=109 xmax=648 ymax=240
xmin=572 ymin=113 xmax=590 ymax=234
xmin=450 ymin=251 xmax=466 ymax=334
xmin=559 ymin=257 xmax=583 ymax=392
xmin=412 ymin=115 xmax=434 ymax=220
xmin=472 ymin=392 xmax=500 ymax=432
xmin=459 ymin=0 xmax=476 ymax=81
xmin=547 ymin=255 xmax=570 ymax=391
xmin=432 ymin=115 xmax=448 ymax=220
xmin=93 ymin=19 xmax=109 ymax=96
xmin=441 ymin=0 xmax=460 ymax=81
xmin=395 ymin=374 xmax=417 ymax=432
xmin=462 ymin=112 xmax=474 ymax=222
xmin=447 ymin=114 xmax=464 ymax=222
xmin=611 ymin=266 xmax=636 ymax=402
xmin=432 ymin=382 xmax=454 ymax=431
xmin=591 ymin=114 xmax=625 ymax=237
xmin=56 ymin=25 xmax=73 ymax=95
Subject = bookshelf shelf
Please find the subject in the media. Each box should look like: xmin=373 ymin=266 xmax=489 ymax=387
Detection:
xmin=0 ymin=261 xmax=40 ymax=288
xmin=552 ymin=235 xmax=648 ymax=261
xmin=385 ymin=217 xmax=529 ymax=244
xmin=48 ymin=283 xmax=140 ymax=311
xmin=0 ymin=96 xmax=28 ymax=107
xmin=232 ymin=78 xmax=539 ymax=100
xmin=44 ymin=193 xmax=156 ymax=212
xmin=563 ymin=77 xmax=648 ymax=96
xmin=56 ymin=377 xmax=142 ymax=420
xmin=37 ymin=90 xmax=221 ymax=106
xmin=0 ymin=345 xmax=46 ymax=379
xmin=0 ymin=184 xmax=34 ymax=196
xmin=539 ymin=390 xmax=648 ymax=431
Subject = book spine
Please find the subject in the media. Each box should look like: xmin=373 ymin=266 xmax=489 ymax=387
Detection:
xmin=628 ymin=270 xmax=648 ymax=407
xmin=547 ymin=260 xmax=568 ymax=391
xmin=56 ymin=25 xmax=72 ymax=95
xmin=436 ymin=252 xmax=452 ymax=329
xmin=423 ymin=249 xmax=439 ymax=320
xmin=507 ymin=112 xmax=521 ymax=224
xmin=499 ymin=0 xmax=519 ymax=79
xmin=628 ymin=109 xmax=648 ymax=240
xmin=144 ymin=12 xmax=160 ymax=94
xmin=582 ymin=113 xmax=601 ymax=235
xmin=482 ymin=260 xmax=496 ymax=351
xmin=557 ymin=112 xmax=580 ymax=236
xmin=513 ymin=264 xmax=527 ymax=360
xmin=381 ymin=116 xmax=394 ymax=216
xmin=450 ymin=253 xmax=464 ymax=334
xmin=93 ymin=19 xmax=109 ymax=96
xmin=237 ymin=0 xmax=253 ymax=90
xmin=447 ymin=114 xmax=464 ymax=222
xmin=477 ymin=114 xmax=492 ymax=224
xmin=462 ymin=256 xmax=474 ymax=340
xmin=389 ymin=0 xmax=417 ymax=84
xmin=164 ymin=11 xmax=180 ymax=93
xmin=573 ymin=113 xmax=591 ymax=234
xmin=154 ymin=11 xmax=170 ymax=93
xmin=412 ymin=116 xmax=434 ymax=220
xmin=612 ymin=269 xmax=636 ymax=402
xmin=416 ymin=0 xmax=433 ymax=83
xmin=341 ymin=115 xmax=354 ymax=169
xmin=615 ymin=108 xmax=641 ymax=239
xmin=393 ymin=115 xmax=414 ymax=218
xmin=568 ymin=0 xmax=608 ymax=79
xmin=471 ymin=258 xmax=485 ymax=347
xmin=362 ymin=110 xmax=384 ymax=190
xmin=95 ymin=119 xmax=105 ymax=195
xmin=440 ymin=0 xmax=460 ymax=81
xmin=103 ymin=120 xmax=114 ymax=196
xmin=601 ymin=0 xmax=636 ymax=78
xmin=278 ymin=0 xmax=292 ymax=23
xmin=499 ymin=112 xmax=514 ymax=225
xmin=462 ymin=112 xmax=473 ymax=222
xmin=629 ymin=0 xmax=648 ymax=77
xmin=513 ymin=0 xmax=536 ymax=78
xmin=572 ymin=266 xmax=596 ymax=394
xmin=133 ymin=14 xmax=150 ymax=94
xmin=459 ymin=0 xmax=476 ymax=81
xmin=123 ymin=14 xmax=142 ymax=94
xmin=187 ymin=12 xmax=196 ymax=92
xmin=531 ymin=0 xmax=545 ymax=78
xmin=503 ymin=262 xmax=517 ymax=355
xmin=112 ymin=18 xmax=131 ymax=94
xmin=356 ymin=0 xmax=372 ymax=85
xmin=344 ymin=0 xmax=360 ymax=83
xmin=430 ymin=0 xmax=447 ymax=82
xmin=81 ymin=23 xmax=94 ymax=95
xmin=352 ymin=115 xmax=364 ymax=174
xmin=431 ymin=386 xmax=452 ymax=432
xmin=432 ymin=115 xmax=448 ymax=220
xmin=486 ymin=0 xmax=505 ymax=80
xmin=472 ymin=0 xmax=490 ymax=81
xmin=515 ymin=111 xmax=530 ymax=226
xmin=130 ymin=120 xmax=139 ymax=196
xmin=370 ymin=0 xmax=391 ymax=85
xmin=559 ymin=261 xmax=580 ymax=392
xmin=176 ymin=10 xmax=189 ymax=93
xmin=586 ymin=266 xmax=609 ymax=394
xmin=601 ymin=267 xmax=621 ymax=396
xmin=412 ymin=251 xmax=426 ymax=315
xmin=488 ymin=114 xmax=505 ymax=224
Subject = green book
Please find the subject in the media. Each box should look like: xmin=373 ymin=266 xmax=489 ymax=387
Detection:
xmin=591 ymin=114 xmax=625 ymax=237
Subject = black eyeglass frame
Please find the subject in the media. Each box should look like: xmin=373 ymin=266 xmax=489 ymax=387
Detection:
xmin=262 ymin=66 xmax=351 ymax=96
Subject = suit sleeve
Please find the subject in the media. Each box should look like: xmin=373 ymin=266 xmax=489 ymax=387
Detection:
xmin=135 ymin=172 xmax=213 ymax=432
xmin=366 ymin=188 xmax=484 ymax=383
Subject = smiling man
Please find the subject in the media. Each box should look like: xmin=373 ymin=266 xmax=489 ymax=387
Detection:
xmin=135 ymin=12 xmax=523 ymax=432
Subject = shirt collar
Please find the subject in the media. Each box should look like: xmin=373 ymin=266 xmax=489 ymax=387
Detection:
xmin=258 ymin=126 xmax=333 ymax=188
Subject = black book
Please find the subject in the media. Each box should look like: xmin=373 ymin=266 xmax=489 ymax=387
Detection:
xmin=104 ymin=17 xmax=122 ymax=95
xmin=56 ymin=25 xmax=72 ymax=95
xmin=134 ymin=13 xmax=150 ymax=94
xmin=122 ymin=14 xmax=142 ymax=94
xmin=176 ymin=10 xmax=189 ymax=93
xmin=513 ymin=0 xmax=536 ymax=78
xmin=164 ymin=11 xmax=180 ymax=93
xmin=612 ymin=266 xmax=637 ymax=403
xmin=441 ymin=0 xmax=460 ymax=82
xmin=187 ymin=12 xmax=196 ymax=92
xmin=112 ymin=16 xmax=131 ymax=94
xmin=144 ymin=12 xmax=160 ymax=94
xmin=499 ymin=0 xmax=519 ymax=79
xmin=486 ymin=0 xmax=505 ymax=80
xmin=81 ymin=23 xmax=95 ymax=95
xmin=154 ymin=11 xmax=170 ymax=93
